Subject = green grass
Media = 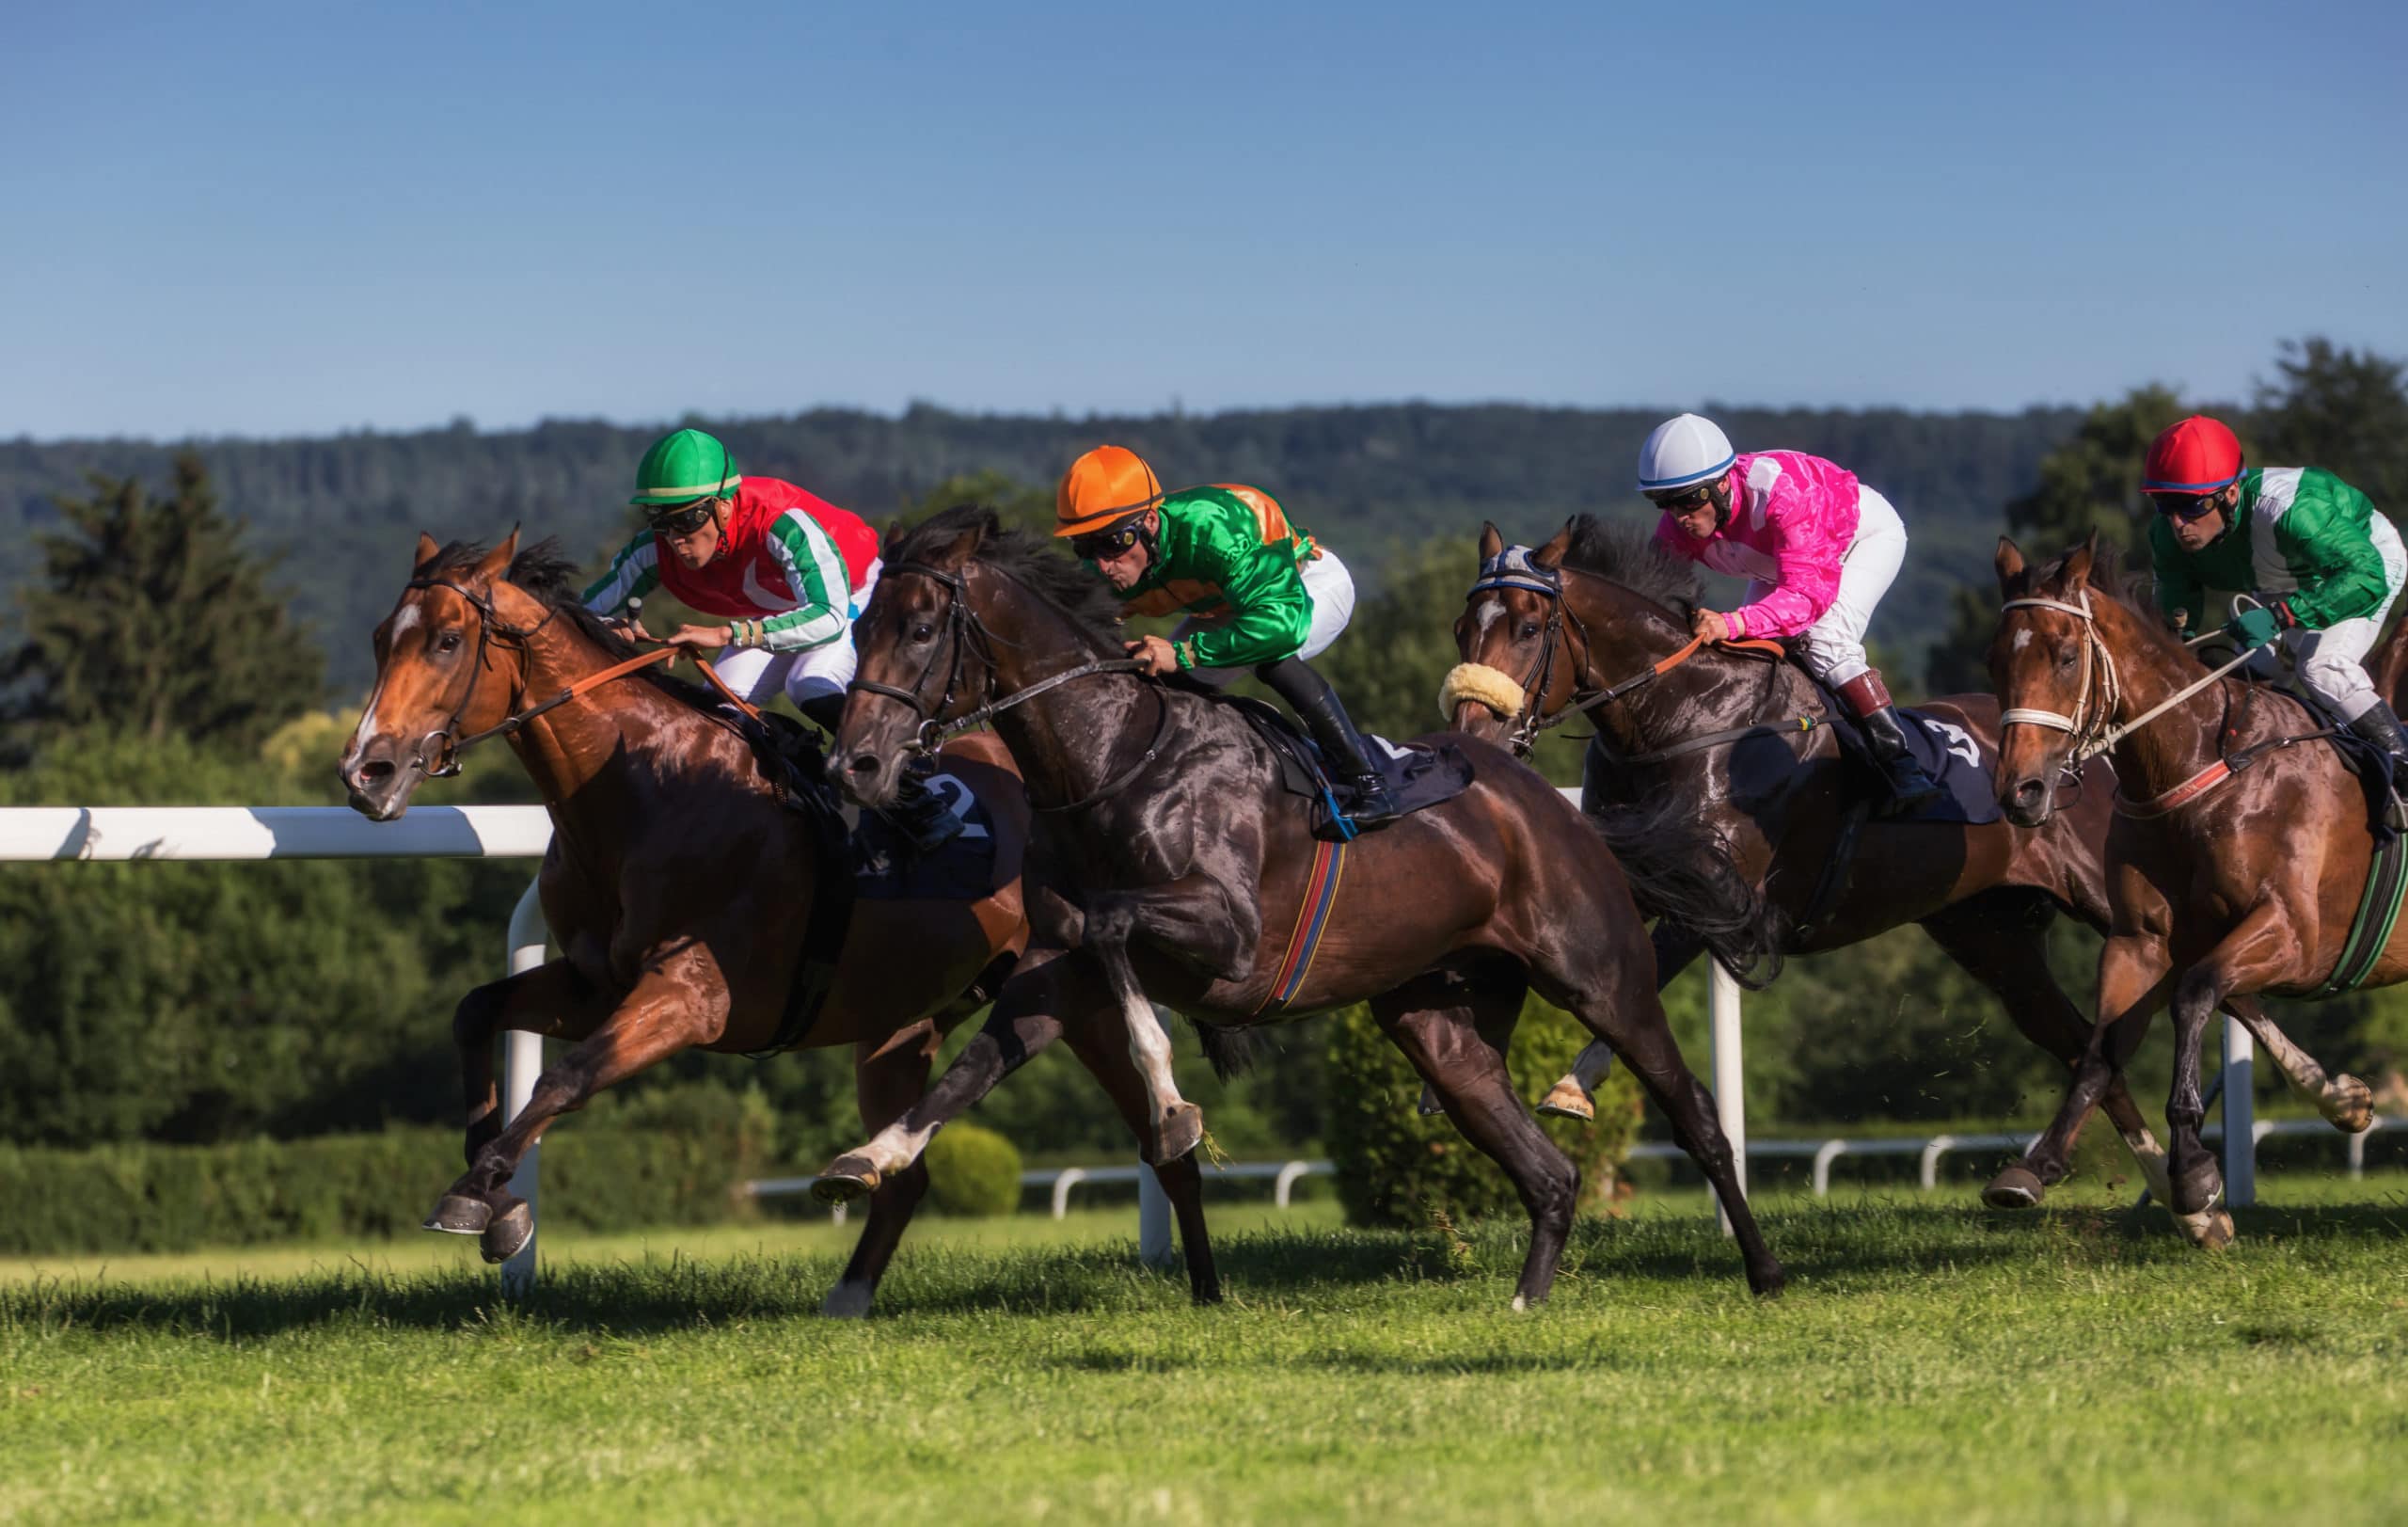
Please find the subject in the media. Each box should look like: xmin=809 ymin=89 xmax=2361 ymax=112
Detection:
xmin=5 ymin=1175 xmax=2406 ymax=1526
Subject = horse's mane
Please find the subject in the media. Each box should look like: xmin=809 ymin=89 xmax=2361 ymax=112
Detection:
xmin=418 ymin=536 xmax=721 ymax=709
xmin=2027 ymin=539 xmax=2161 ymax=624
xmin=886 ymin=504 xmax=1126 ymax=655
xmin=1560 ymin=514 xmax=1702 ymax=617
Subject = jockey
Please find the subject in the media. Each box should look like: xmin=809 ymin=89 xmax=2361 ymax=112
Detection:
xmin=1640 ymin=413 xmax=1944 ymax=815
xmin=2143 ymin=413 xmax=2408 ymax=791
xmin=1054 ymin=445 xmax=1399 ymax=828
xmin=582 ymin=426 xmax=962 ymax=850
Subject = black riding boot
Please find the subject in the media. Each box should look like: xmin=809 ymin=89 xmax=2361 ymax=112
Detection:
xmin=2346 ymin=701 xmax=2408 ymax=832
xmin=1259 ymin=658 xmax=1401 ymax=829
xmin=1836 ymin=671 xmax=1944 ymax=818
xmin=802 ymin=693 xmax=964 ymax=853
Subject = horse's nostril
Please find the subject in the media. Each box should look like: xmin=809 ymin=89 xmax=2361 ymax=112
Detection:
xmin=356 ymin=759 xmax=395 ymax=788
xmin=846 ymin=754 xmax=879 ymax=777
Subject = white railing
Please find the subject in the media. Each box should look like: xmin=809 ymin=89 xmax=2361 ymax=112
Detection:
xmin=0 ymin=804 xmax=558 ymax=1296
xmin=747 ymin=1157 xmax=1336 ymax=1219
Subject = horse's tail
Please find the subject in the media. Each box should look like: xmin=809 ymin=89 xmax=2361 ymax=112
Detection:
xmin=1587 ymin=797 xmax=1785 ymax=990
xmin=1190 ymin=1019 xmax=1259 ymax=1081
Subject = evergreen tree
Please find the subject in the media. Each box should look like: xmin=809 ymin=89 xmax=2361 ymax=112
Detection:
xmin=3 ymin=453 xmax=324 ymax=754
xmin=2253 ymin=337 xmax=2408 ymax=512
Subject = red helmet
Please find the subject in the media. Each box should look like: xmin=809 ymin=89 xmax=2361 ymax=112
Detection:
xmin=2143 ymin=415 xmax=2243 ymax=496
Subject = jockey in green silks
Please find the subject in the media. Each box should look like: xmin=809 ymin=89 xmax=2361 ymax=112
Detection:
xmin=1054 ymin=444 xmax=1399 ymax=829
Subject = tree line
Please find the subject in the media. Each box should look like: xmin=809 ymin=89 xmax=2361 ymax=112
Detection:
xmin=2 ymin=338 xmax=2403 ymax=1165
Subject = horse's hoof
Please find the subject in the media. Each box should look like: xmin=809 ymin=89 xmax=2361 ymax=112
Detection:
xmin=1536 ymin=1081 xmax=1595 ymax=1122
xmin=2331 ymin=1074 xmax=2377 ymax=1134
xmin=1982 ymin=1166 xmax=2047 ymax=1210
xmin=820 ymin=1280 xmax=874 ymax=1320
xmin=813 ymin=1158 xmax=880 ymax=1203
xmin=1748 ymin=1262 xmax=1787 ymax=1298
xmin=479 ymin=1200 xmax=533 ymax=1264
xmin=1155 ymin=1102 xmax=1204 ymax=1163
xmin=2175 ymin=1204 xmax=2236 ymax=1249
xmin=423 ymin=1194 xmax=492 ymax=1236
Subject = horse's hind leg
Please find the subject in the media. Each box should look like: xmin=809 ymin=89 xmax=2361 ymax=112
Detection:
xmin=427 ymin=958 xmax=613 ymax=1237
xmin=1914 ymin=898 xmax=2172 ymax=1208
xmin=2162 ymin=908 xmax=2294 ymax=1247
xmin=1375 ymin=970 xmax=1576 ymax=1310
xmin=822 ymin=1021 xmax=946 ymax=1319
xmin=2224 ymin=994 xmax=2376 ymax=1133
xmin=1538 ymin=921 xmax=1704 ymax=1121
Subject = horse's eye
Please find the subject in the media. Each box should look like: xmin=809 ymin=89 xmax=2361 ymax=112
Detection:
xmin=911 ymin=623 xmax=935 ymax=643
xmin=2054 ymin=648 xmax=2076 ymax=671
xmin=1519 ymin=624 xmax=1541 ymax=641
xmin=437 ymin=631 xmax=463 ymax=654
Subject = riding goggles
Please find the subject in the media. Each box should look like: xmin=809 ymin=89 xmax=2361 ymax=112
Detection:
xmin=647 ymin=498 xmax=720 ymax=536
xmin=2148 ymin=491 xmax=2225 ymax=523
xmin=1069 ymin=517 xmax=1148 ymax=562
xmin=1645 ymin=484 xmax=1718 ymax=513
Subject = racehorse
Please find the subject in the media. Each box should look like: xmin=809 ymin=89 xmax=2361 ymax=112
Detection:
xmin=1442 ymin=517 xmax=2367 ymax=1214
xmin=1990 ymin=535 xmax=2392 ymax=1244
xmin=816 ymin=505 xmax=1787 ymax=1307
xmin=338 ymin=533 xmax=1034 ymax=1315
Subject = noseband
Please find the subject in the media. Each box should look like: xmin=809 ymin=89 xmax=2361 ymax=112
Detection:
xmin=398 ymin=576 xmax=556 ymax=777
xmin=1998 ymin=591 xmax=2254 ymax=770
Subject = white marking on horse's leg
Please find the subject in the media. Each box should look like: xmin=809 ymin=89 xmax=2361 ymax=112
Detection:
xmin=2121 ymin=1125 xmax=2174 ymax=1203
xmin=2233 ymin=1010 xmax=2371 ymax=1128
xmin=821 ymin=1279 xmax=874 ymax=1319
xmin=1122 ymin=985 xmax=1186 ymax=1123
xmin=858 ymin=1114 xmax=941 ymax=1177
xmin=1510 ymin=1294 xmax=1529 ymax=1313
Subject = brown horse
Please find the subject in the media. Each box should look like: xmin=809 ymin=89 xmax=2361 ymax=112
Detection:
xmin=337 ymin=532 xmax=1034 ymax=1315
xmin=1443 ymin=517 xmax=2362 ymax=1210
xmin=1990 ymin=535 xmax=2387 ymax=1244
xmin=816 ymin=505 xmax=1786 ymax=1307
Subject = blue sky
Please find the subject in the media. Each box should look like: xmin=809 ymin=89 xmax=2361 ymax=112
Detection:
xmin=6 ymin=0 xmax=2403 ymax=439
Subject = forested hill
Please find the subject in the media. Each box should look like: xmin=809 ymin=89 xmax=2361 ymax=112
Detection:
xmin=0 ymin=402 xmax=2082 ymax=693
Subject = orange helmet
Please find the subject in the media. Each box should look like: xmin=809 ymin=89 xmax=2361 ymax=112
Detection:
xmin=1054 ymin=445 xmax=1164 ymax=536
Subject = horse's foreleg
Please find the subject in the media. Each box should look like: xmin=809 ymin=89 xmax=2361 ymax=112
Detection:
xmin=448 ymin=958 xmax=610 ymax=1171
xmin=2223 ymin=994 xmax=2376 ymax=1134
xmin=1085 ymin=879 xmax=1249 ymax=1162
xmin=822 ymin=1020 xmax=946 ymax=1319
xmin=1375 ymin=971 xmax=1576 ymax=1310
xmin=816 ymin=948 xmax=1073 ymax=1201
xmin=1054 ymin=994 xmax=1224 ymax=1304
xmin=428 ymin=958 xmax=728 ymax=1263
xmin=1538 ymin=919 xmax=1704 ymax=1121
xmin=1915 ymin=899 xmax=2169 ymax=1208
xmin=2163 ymin=907 xmax=2294 ymax=1248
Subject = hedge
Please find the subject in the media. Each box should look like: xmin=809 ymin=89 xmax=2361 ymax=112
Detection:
xmin=1324 ymin=994 xmax=1642 ymax=1227
xmin=924 ymin=1122 xmax=1022 ymax=1217
xmin=0 ymin=1081 xmax=779 ymax=1256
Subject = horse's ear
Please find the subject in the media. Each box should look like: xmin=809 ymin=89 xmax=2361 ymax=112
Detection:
xmin=2062 ymin=532 xmax=2097 ymax=592
xmin=1994 ymin=536 xmax=2026 ymax=594
xmin=414 ymin=532 xmax=440 ymax=572
xmin=928 ymin=518 xmax=988 ymax=571
xmin=1479 ymin=521 xmax=1504 ymax=562
xmin=1529 ymin=518 xmax=1575 ymax=570
xmin=470 ymin=528 xmax=519 ymax=585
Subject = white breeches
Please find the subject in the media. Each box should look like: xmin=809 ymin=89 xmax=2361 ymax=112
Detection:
xmin=1744 ymin=486 xmax=1906 ymax=688
xmin=709 ymin=559 xmax=880 ymax=708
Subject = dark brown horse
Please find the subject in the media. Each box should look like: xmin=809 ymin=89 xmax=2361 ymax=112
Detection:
xmin=817 ymin=505 xmax=1785 ymax=1306
xmin=338 ymin=532 xmax=1034 ymax=1315
xmin=1990 ymin=535 xmax=2388 ymax=1244
xmin=1444 ymin=517 xmax=2363 ymax=1211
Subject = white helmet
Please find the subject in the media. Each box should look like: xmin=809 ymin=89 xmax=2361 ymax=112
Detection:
xmin=1637 ymin=413 xmax=1736 ymax=494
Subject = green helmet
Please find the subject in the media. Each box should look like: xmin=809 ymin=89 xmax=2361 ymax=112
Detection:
xmin=630 ymin=428 xmax=740 ymax=510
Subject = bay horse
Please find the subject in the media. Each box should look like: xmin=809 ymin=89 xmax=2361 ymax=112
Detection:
xmin=1443 ymin=517 xmax=2366 ymax=1212
xmin=816 ymin=505 xmax=1786 ymax=1307
xmin=1991 ymin=535 xmax=2391 ymax=1245
xmin=337 ymin=532 xmax=1036 ymax=1316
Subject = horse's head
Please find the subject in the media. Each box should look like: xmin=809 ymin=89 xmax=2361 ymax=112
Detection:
xmin=1442 ymin=520 xmax=1585 ymax=751
xmin=1989 ymin=533 xmax=2102 ymax=827
xmin=339 ymin=531 xmax=529 ymax=819
xmin=834 ymin=510 xmax=1000 ymax=809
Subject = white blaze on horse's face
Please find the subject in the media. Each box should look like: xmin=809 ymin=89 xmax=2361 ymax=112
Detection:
xmin=2012 ymin=628 xmax=2032 ymax=654
xmin=1474 ymin=595 xmax=1504 ymax=638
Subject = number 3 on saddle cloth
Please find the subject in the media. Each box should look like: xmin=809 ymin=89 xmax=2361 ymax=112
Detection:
xmin=1217 ymin=693 xmax=1477 ymax=842
xmin=1806 ymin=686 xmax=2003 ymax=826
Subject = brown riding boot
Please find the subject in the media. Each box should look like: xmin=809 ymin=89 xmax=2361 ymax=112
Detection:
xmin=1837 ymin=670 xmax=1945 ymax=817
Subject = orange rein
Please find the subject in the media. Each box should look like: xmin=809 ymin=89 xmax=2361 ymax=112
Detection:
xmin=1653 ymin=633 xmax=1789 ymax=676
xmin=448 ymin=641 xmax=764 ymax=757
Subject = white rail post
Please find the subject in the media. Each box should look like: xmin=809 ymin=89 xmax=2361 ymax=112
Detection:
xmin=501 ymin=878 xmax=547 ymax=1299
xmin=1710 ymin=959 xmax=1746 ymax=1234
xmin=1137 ymin=1006 xmax=1177 ymax=1269
xmin=2223 ymin=1012 xmax=2257 ymax=1209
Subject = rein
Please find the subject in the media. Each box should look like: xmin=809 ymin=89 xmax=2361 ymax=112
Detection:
xmin=403 ymin=575 xmax=763 ymax=777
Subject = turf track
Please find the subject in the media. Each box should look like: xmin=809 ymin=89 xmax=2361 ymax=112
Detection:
xmin=4 ymin=1177 xmax=2405 ymax=1525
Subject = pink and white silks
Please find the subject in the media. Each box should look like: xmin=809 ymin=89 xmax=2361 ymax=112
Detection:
xmin=1653 ymin=449 xmax=1907 ymax=688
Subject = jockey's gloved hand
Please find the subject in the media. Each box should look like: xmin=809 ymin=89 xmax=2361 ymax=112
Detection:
xmin=2222 ymin=605 xmax=2285 ymax=650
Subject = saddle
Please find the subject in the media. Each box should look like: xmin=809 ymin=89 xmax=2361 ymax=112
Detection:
xmin=1209 ymin=690 xmax=1476 ymax=843
xmin=1798 ymin=673 xmax=2003 ymax=827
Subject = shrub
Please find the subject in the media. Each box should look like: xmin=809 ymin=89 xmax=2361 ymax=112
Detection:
xmin=1323 ymin=993 xmax=1641 ymax=1228
xmin=924 ymin=1121 xmax=1022 ymax=1217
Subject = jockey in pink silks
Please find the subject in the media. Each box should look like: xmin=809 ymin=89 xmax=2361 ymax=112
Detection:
xmin=1640 ymin=412 xmax=1943 ymax=814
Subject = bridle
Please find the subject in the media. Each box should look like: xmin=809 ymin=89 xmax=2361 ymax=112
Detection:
xmin=846 ymin=560 xmax=1160 ymax=809
xmin=392 ymin=575 xmax=754 ymax=778
xmin=1997 ymin=589 xmax=2255 ymax=772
